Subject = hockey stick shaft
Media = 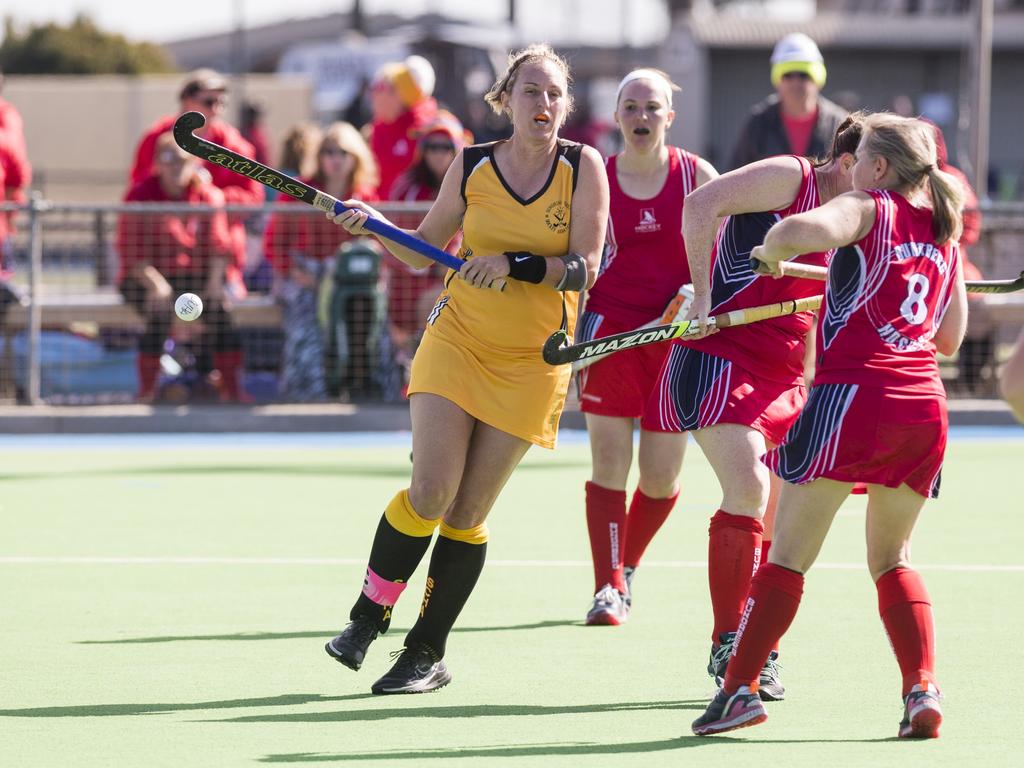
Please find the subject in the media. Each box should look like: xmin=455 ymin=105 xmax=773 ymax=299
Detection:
xmin=750 ymin=258 xmax=1024 ymax=295
xmin=544 ymin=295 xmax=822 ymax=366
xmin=172 ymin=111 xmax=506 ymax=287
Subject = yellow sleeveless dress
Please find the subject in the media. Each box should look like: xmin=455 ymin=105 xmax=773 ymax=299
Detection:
xmin=407 ymin=139 xmax=583 ymax=448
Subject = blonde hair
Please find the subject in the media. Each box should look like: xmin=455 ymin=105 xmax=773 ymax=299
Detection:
xmin=859 ymin=113 xmax=964 ymax=245
xmin=484 ymin=43 xmax=573 ymax=121
xmin=281 ymin=122 xmax=322 ymax=179
xmin=317 ymin=121 xmax=380 ymax=192
xmin=615 ymin=67 xmax=679 ymax=108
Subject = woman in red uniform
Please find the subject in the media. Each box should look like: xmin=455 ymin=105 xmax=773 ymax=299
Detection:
xmin=387 ymin=110 xmax=470 ymax=385
xmin=578 ymin=68 xmax=718 ymax=625
xmin=653 ymin=114 xmax=864 ymax=699
xmin=117 ymin=132 xmax=244 ymax=401
xmin=692 ymin=113 xmax=967 ymax=739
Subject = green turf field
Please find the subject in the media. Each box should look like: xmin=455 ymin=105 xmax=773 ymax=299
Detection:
xmin=2 ymin=432 xmax=1022 ymax=767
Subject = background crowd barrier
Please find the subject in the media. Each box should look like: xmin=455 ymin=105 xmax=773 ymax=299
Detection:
xmin=1 ymin=197 xmax=1021 ymax=406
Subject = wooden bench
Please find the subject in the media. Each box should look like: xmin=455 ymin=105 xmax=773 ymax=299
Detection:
xmin=3 ymin=290 xmax=282 ymax=330
xmin=1 ymin=292 xmax=283 ymax=400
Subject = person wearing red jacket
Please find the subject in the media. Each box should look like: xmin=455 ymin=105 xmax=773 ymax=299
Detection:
xmin=118 ymin=133 xmax=248 ymax=402
xmin=367 ymin=55 xmax=439 ymax=199
xmin=0 ymin=70 xmax=32 ymax=316
xmin=387 ymin=110 xmax=470 ymax=385
xmin=264 ymin=122 xmax=379 ymax=401
xmin=127 ymin=69 xmax=264 ymax=277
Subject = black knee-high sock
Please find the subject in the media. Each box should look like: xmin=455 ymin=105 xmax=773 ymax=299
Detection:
xmin=350 ymin=513 xmax=433 ymax=631
xmin=405 ymin=535 xmax=487 ymax=658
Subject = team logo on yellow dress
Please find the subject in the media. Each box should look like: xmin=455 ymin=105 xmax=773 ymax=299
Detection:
xmin=545 ymin=201 xmax=570 ymax=233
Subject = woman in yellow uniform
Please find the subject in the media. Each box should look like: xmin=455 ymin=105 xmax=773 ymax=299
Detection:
xmin=323 ymin=43 xmax=609 ymax=694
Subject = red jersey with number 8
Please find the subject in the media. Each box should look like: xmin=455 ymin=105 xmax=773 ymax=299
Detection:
xmin=813 ymin=190 xmax=959 ymax=396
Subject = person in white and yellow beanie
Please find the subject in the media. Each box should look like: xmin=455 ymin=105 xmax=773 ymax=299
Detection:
xmin=368 ymin=55 xmax=440 ymax=198
xmin=729 ymin=33 xmax=848 ymax=170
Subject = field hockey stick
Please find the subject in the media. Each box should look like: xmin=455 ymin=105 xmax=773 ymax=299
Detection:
xmin=571 ymin=284 xmax=694 ymax=373
xmin=543 ymin=295 xmax=823 ymax=366
xmin=750 ymin=257 xmax=1024 ymax=295
xmin=173 ymin=111 xmax=505 ymax=290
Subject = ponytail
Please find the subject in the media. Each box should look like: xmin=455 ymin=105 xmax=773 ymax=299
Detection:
xmin=927 ymin=166 xmax=965 ymax=245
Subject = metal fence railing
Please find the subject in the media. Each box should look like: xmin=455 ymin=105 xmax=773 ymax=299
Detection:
xmin=1 ymin=197 xmax=438 ymax=405
xmin=1 ymin=197 xmax=1022 ymax=405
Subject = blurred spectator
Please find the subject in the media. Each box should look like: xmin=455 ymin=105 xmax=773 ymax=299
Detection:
xmin=341 ymin=74 xmax=373 ymax=130
xmin=926 ymin=120 xmax=993 ymax=394
xmin=890 ymin=93 xmax=915 ymax=118
xmin=561 ymin=96 xmax=615 ymax=154
xmin=387 ymin=110 xmax=470 ymax=389
xmin=264 ymin=122 xmax=379 ymax=401
xmin=117 ymin=133 xmax=249 ymax=403
xmin=367 ymin=55 xmax=439 ymax=198
xmin=240 ymin=100 xmax=270 ymax=166
xmin=280 ymin=122 xmax=322 ymax=180
xmin=127 ymin=69 xmax=265 ymax=281
xmin=729 ymin=33 xmax=848 ymax=170
xmin=0 ymin=67 xmax=32 ymax=316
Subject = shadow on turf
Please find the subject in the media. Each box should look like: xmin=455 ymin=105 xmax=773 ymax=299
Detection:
xmin=215 ymin=699 xmax=708 ymax=725
xmin=0 ymin=693 xmax=374 ymax=718
xmin=5 ymin=460 xmax=589 ymax=482
xmin=78 ymin=620 xmax=580 ymax=645
xmin=256 ymin=734 xmax=900 ymax=762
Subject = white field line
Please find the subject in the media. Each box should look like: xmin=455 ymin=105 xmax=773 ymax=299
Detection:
xmin=0 ymin=556 xmax=1022 ymax=572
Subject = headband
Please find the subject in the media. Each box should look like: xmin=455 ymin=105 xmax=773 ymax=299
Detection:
xmin=615 ymin=69 xmax=674 ymax=107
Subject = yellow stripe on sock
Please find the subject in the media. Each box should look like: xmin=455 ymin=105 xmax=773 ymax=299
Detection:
xmin=439 ymin=520 xmax=489 ymax=545
xmin=384 ymin=490 xmax=440 ymax=537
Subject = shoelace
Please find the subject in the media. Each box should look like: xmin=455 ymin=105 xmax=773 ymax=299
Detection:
xmin=387 ymin=645 xmax=439 ymax=670
xmin=347 ymin=620 xmax=378 ymax=645
xmin=710 ymin=642 xmax=733 ymax=672
xmin=760 ymin=654 xmax=783 ymax=679
xmin=593 ymin=585 xmax=623 ymax=608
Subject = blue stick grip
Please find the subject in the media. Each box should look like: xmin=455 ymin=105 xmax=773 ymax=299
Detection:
xmin=330 ymin=199 xmax=465 ymax=273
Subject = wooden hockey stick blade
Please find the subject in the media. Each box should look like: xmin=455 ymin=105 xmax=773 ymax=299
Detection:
xmin=173 ymin=111 xmax=506 ymax=290
xmin=543 ymin=295 xmax=822 ymax=366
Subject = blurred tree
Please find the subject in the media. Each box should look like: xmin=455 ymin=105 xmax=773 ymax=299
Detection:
xmin=0 ymin=14 xmax=175 ymax=74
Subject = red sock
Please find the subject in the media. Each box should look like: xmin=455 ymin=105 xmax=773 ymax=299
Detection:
xmin=723 ymin=563 xmax=803 ymax=694
xmin=585 ymin=482 xmax=627 ymax=593
xmin=876 ymin=567 xmax=936 ymax=696
xmin=708 ymin=510 xmax=764 ymax=643
xmin=136 ymin=353 xmax=161 ymax=400
xmin=214 ymin=350 xmax=253 ymax=403
xmin=760 ymin=539 xmax=779 ymax=655
xmin=623 ymin=487 xmax=679 ymax=568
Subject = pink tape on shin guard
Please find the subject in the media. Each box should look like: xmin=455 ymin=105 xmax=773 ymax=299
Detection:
xmin=362 ymin=567 xmax=408 ymax=606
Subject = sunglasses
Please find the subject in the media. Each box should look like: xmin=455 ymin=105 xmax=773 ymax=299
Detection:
xmin=781 ymin=71 xmax=813 ymax=82
xmin=199 ymin=95 xmax=227 ymax=108
xmin=423 ymin=142 xmax=456 ymax=153
xmin=320 ymin=146 xmax=350 ymax=157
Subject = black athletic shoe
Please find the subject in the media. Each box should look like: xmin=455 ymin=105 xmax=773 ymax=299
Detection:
xmin=325 ymin=617 xmax=379 ymax=671
xmin=623 ymin=566 xmax=636 ymax=607
xmin=757 ymin=650 xmax=785 ymax=701
xmin=692 ymin=684 xmax=767 ymax=736
xmin=370 ymin=644 xmax=452 ymax=695
xmin=708 ymin=632 xmax=785 ymax=702
xmin=707 ymin=631 xmax=736 ymax=685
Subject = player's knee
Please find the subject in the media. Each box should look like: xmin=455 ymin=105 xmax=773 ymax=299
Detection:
xmin=722 ymin=480 xmax=770 ymax=518
xmin=408 ymin=478 xmax=457 ymax=519
xmin=866 ymin=547 xmax=909 ymax=582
